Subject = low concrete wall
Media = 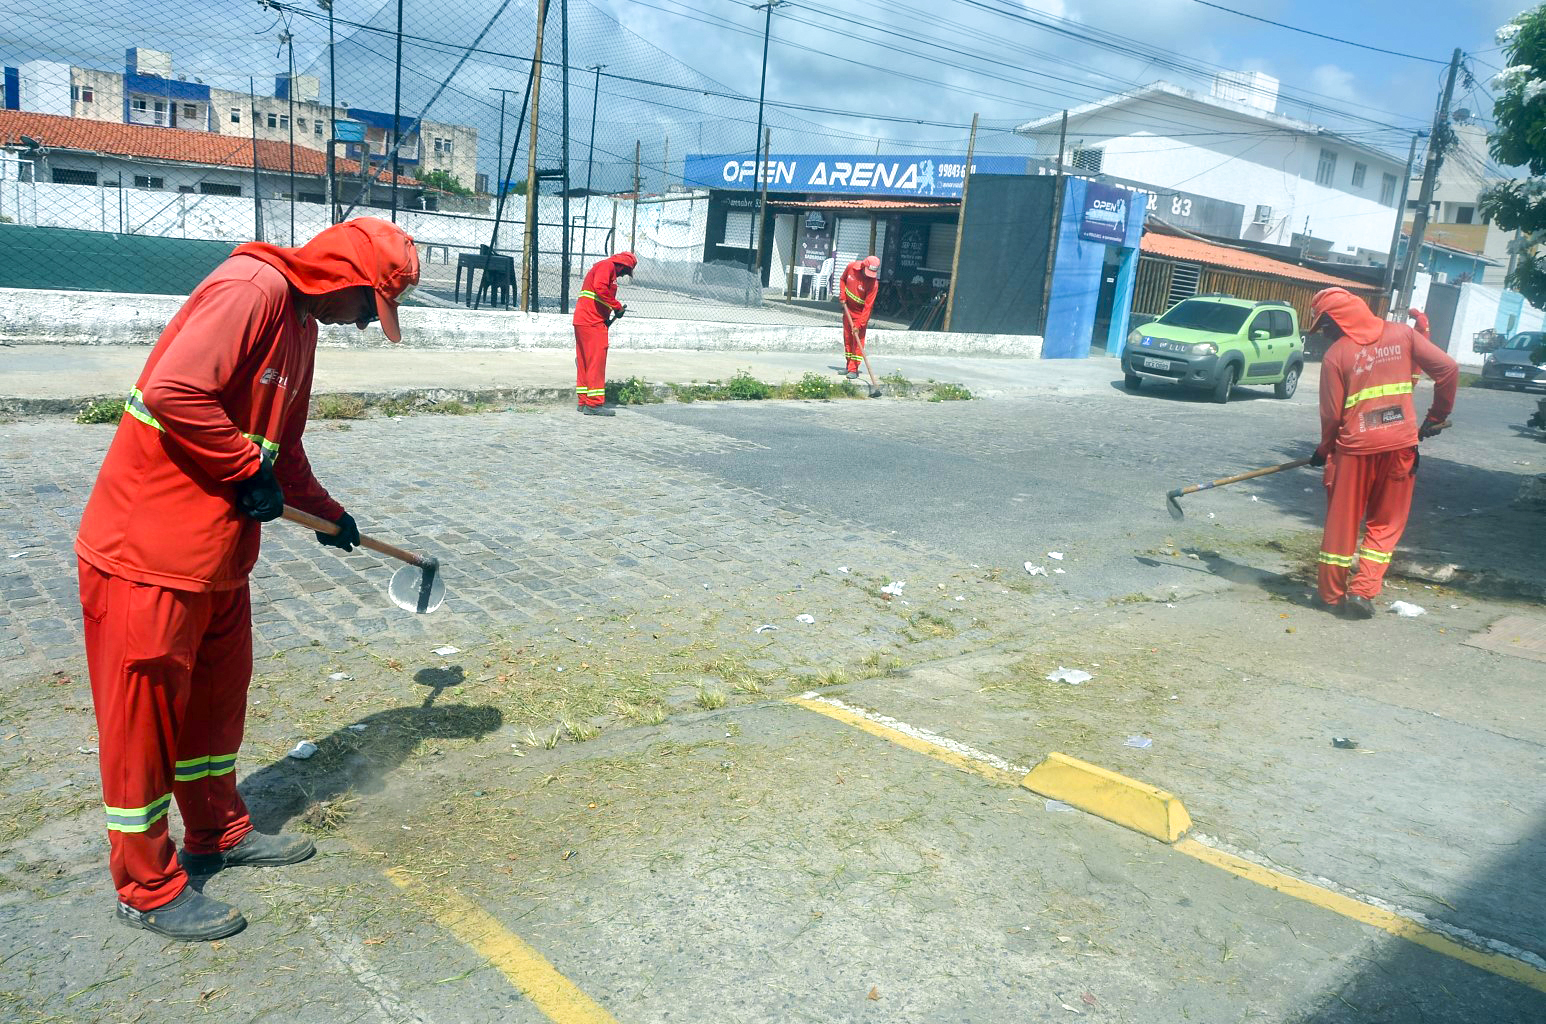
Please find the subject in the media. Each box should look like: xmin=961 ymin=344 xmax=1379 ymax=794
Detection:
xmin=0 ymin=288 xmax=1043 ymax=358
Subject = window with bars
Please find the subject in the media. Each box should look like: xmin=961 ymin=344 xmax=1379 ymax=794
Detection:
xmin=52 ymin=168 xmax=98 ymax=185
xmin=133 ymin=175 xmax=164 ymax=189
xmin=200 ymin=182 xmax=242 ymax=196
xmin=1316 ymin=149 xmax=1337 ymax=186
xmin=1351 ymin=162 xmax=1366 ymax=188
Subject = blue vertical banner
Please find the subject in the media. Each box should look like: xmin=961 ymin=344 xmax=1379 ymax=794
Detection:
xmin=1044 ymin=178 xmax=1148 ymax=359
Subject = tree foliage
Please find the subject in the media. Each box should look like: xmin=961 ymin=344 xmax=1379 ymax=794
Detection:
xmin=415 ymin=168 xmax=472 ymax=196
xmin=1481 ymin=4 xmax=1546 ymax=310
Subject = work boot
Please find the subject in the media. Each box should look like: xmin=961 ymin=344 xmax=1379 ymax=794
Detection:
xmin=1339 ymin=595 xmax=1376 ymax=620
xmin=846 ymin=370 xmax=859 ymax=379
xmin=116 ymin=886 xmax=246 ymax=942
xmin=179 ymin=831 xmax=315 ymax=876
xmin=581 ymin=405 xmax=616 ymax=417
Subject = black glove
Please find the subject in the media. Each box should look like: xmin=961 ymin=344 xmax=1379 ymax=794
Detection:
xmin=317 ymin=511 xmax=360 ymax=552
xmin=612 ymin=304 xmax=625 ymax=321
xmin=1418 ymin=418 xmax=1445 ymax=441
xmin=234 ymin=459 xmax=285 ymax=522
xmin=1309 ymin=447 xmax=1329 ymax=468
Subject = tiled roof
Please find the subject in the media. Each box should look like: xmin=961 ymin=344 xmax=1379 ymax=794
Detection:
xmin=0 ymin=109 xmax=418 ymax=185
xmin=1140 ymin=231 xmax=1377 ymax=290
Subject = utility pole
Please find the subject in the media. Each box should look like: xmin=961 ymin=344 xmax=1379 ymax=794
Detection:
xmin=584 ymin=64 xmax=603 ymax=263
xmin=521 ymin=0 xmax=550 ymax=312
xmin=390 ymin=0 xmax=405 ymax=223
xmin=1040 ymin=110 xmax=1069 ymax=335
xmin=630 ymin=140 xmax=641 ymax=250
xmin=320 ymin=0 xmax=336 ymax=223
xmin=1381 ymin=131 xmax=1423 ymax=315
xmin=560 ymin=0 xmax=572 ymax=310
xmin=749 ymin=0 xmax=782 ymax=270
xmin=249 ymin=77 xmax=263 ymax=241
xmin=283 ymin=28 xmax=296 ymax=243
xmin=1397 ymin=47 xmax=1462 ymax=312
xmin=942 ymin=113 xmax=979 ymax=333
xmin=753 ymin=127 xmax=771 ymax=287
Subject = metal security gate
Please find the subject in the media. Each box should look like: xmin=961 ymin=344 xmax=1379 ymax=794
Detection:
xmin=1166 ymin=261 xmax=1201 ymax=305
xmin=833 ymin=215 xmax=887 ymax=277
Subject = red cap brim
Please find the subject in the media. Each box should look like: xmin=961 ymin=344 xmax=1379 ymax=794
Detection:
xmin=375 ymin=291 xmax=402 ymax=343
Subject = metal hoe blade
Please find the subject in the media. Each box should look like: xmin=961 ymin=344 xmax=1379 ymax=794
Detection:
xmin=1166 ymin=490 xmax=1186 ymax=520
xmin=389 ymin=564 xmax=445 ymax=614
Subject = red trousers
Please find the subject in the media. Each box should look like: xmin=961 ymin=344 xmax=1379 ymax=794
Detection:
xmin=79 ymin=560 xmax=254 ymax=910
xmin=842 ymin=309 xmax=869 ymax=373
xmin=1317 ymin=448 xmax=1417 ymax=604
xmin=574 ymin=322 xmax=609 ymax=407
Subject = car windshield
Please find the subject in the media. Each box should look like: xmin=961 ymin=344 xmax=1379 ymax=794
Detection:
xmin=1157 ymin=300 xmax=1250 ymax=333
xmin=1503 ymin=332 xmax=1545 ymax=351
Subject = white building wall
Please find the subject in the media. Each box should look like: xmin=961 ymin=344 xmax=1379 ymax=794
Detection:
xmin=19 ymin=60 xmax=72 ymax=116
xmin=1059 ymin=95 xmax=1405 ymax=258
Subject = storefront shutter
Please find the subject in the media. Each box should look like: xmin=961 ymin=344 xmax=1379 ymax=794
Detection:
xmin=832 ymin=216 xmax=887 ymax=276
xmin=925 ymin=222 xmax=956 ymax=271
xmin=724 ymin=210 xmax=760 ymax=247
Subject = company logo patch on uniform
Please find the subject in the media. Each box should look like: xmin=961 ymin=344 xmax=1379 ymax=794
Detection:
xmin=1361 ymin=405 xmax=1405 ymax=429
xmin=259 ymin=368 xmax=289 ymax=389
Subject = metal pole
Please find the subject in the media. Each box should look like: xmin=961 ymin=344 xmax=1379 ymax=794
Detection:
xmin=630 ymin=140 xmax=640 ymax=250
xmin=390 ymin=0 xmax=405 ymax=223
xmin=490 ymin=71 xmax=535 ymax=252
xmin=491 ymin=88 xmax=507 ymax=206
xmin=1398 ymin=48 xmax=1462 ymax=312
xmin=1381 ymin=131 xmax=1422 ymax=315
xmin=1039 ymin=110 xmax=1069 ymax=335
xmin=584 ymin=64 xmax=602 ymax=263
xmin=322 ymin=0 xmax=336 ymax=223
xmin=521 ymin=0 xmax=550 ymax=312
xmin=249 ymin=77 xmax=263 ymax=241
xmin=285 ymin=30 xmax=296 ymax=244
xmin=560 ymin=0 xmax=571 ymax=311
xmin=942 ymin=114 xmax=979 ymax=333
xmin=753 ymin=127 xmax=771 ymax=286
xmin=749 ymin=0 xmax=779 ymax=269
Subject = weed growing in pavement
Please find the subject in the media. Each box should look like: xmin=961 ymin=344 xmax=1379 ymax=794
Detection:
xmin=311 ymin=394 xmax=369 ymax=420
xmin=928 ymin=381 xmax=973 ymax=402
xmin=74 ymin=397 xmax=122 ymax=424
xmin=543 ymin=725 xmax=562 ymax=750
xmin=377 ymin=396 xmax=415 ymax=417
xmin=860 ymin=652 xmax=905 ymax=678
xmin=607 ymin=376 xmax=661 ymax=405
xmin=668 ymin=381 xmax=719 ymax=404
xmin=788 ymin=372 xmax=836 ymax=400
xmin=426 ymin=399 xmax=473 ymax=415
xmin=721 ymin=370 xmax=774 ymax=400
xmin=837 ymin=379 xmax=861 ymax=398
xmin=814 ymin=669 xmax=848 ymax=688
xmin=880 ymin=370 xmax=913 ymax=396
xmin=696 ymin=686 xmax=727 ymax=710
xmin=562 ymin=717 xmax=601 ymax=742
xmin=909 ymin=610 xmax=956 ymax=637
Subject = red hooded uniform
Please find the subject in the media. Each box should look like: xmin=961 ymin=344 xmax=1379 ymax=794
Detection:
xmin=1311 ymin=288 xmax=1457 ymax=606
xmin=572 ymin=252 xmax=636 ymax=409
xmin=75 ymin=218 xmax=419 ymax=912
xmin=839 ymin=256 xmax=880 ymax=375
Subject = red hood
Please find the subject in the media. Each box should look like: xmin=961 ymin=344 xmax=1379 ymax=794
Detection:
xmin=1310 ymin=287 xmax=1384 ymax=346
xmin=232 ymin=217 xmax=419 ymax=341
xmin=612 ymin=251 xmax=637 ymax=273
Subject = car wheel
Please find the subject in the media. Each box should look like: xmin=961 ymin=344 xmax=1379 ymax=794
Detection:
xmin=1124 ymin=372 xmax=1142 ymax=391
xmin=1211 ymin=363 xmax=1239 ymax=404
xmin=1275 ymin=363 xmax=1301 ymax=399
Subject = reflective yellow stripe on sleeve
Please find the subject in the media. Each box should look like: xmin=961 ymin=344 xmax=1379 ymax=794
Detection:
xmin=124 ymin=389 xmax=279 ymax=458
xmin=843 ymin=287 xmax=863 ymax=304
xmin=1343 ymin=381 xmax=1412 ymax=409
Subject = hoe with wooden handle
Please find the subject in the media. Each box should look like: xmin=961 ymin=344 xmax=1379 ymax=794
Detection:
xmin=281 ymin=506 xmax=444 ymax=613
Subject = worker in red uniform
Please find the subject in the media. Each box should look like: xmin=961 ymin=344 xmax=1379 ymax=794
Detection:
xmin=1308 ymin=287 xmax=1458 ymax=619
xmin=839 ymin=255 xmax=880 ymax=378
xmin=572 ymin=251 xmax=637 ymax=416
xmin=74 ymin=217 xmax=420 ymax=941
xmin=1408 ymin=307 xmax=1431 ymax=338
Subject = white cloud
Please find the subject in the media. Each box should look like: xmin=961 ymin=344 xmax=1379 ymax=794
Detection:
xmin=1308 ymin=64 xmax=1360 ymax=106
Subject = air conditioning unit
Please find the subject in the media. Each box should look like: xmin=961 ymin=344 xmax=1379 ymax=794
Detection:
xmin=1253 ymin=205 xmax=1273 ymax=224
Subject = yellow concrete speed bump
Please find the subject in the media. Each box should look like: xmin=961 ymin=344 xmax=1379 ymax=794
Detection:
xmin=1022 ymin=752 xmax=1193 ymax=843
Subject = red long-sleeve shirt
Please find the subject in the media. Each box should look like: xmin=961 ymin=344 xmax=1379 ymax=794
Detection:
xmin=1316 ymin=294 xmax=1458 ymax=458
xmin=76 ymin=256 xmax=342 ymax=591
xmin=839 ymin=260 xmax=877 ymax=321
xmin=573 ymin=257 xmax=625 ymax=327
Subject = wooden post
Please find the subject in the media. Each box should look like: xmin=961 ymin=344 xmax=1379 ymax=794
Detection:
xmin=942 ymin=113 xmax=979 ymax=333
xmin=520 ymin=0 xmax=549 ymax=312
xmin=629 ymin=140 xmax=640 ymax=250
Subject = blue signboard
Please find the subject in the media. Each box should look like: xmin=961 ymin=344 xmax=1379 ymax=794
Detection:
xmin=683 ymin=153 xmax=1033 ymax=199
xmin=1079 ymin=182 xmax=1130 ymax=246
xmin=333 ymin=120 xmax=366 ymax=143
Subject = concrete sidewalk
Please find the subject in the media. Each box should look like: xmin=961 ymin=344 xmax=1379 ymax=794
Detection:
xmin=0 ymin=344 xmax=1165 ymax=412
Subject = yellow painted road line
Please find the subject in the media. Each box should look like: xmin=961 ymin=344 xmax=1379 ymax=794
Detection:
xmin=787 ymin=694 xmax=1024 ymax=785
xmin=1174 ymin=839 xmax=1546 ymax=996
xmin=385 ymin=867 xmax=621 ymax=1024
xmin=788 ymin=694 xmax=1546 ymax=995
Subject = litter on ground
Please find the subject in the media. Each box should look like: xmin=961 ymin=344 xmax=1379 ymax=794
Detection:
xmin=1054 ymin=568 xmax=1066 ymax=574
xmin=1124 ymin=735 xmax=1154 ymax=749
xmin=287 ymin=741 xmax=319 ymax=760
xmin=754 ymin=624 xmax=779 ymax=634
xmin=1332 ymin=737 xmax=1359 ymax=749
xmin=327 ymin=672 xmax=353 ymax=681
xmin=796 ymin=614 xmax=816 ymax=624
xmin=1047 ymin=552 xmax=1064 ymax=560
xmin=1024 ymin=563 xmax=1048 ymax=576
xmin=432 ymin=645 xmax=460 ymax=656
xmin=1046 ymin=667 xmax=1092 ymax=685
xmin=880 ymin=581 xmax=906 ymax=596
xmin=1044 ymin=799 xmax=1076 ymax=813
xmin=1389 ymin=601 xmax=1427 ymax=617
xmin=836 ymin=566 xmax=850 ymax=574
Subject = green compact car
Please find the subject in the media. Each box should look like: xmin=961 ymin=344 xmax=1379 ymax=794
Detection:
xmin=1122 ymin=295 xmax=1305 ymax=404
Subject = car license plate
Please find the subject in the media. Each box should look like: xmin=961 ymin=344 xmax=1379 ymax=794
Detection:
xmin=1505 ymin=369 xmax=1527 ymax=378
xmin=1142 ymin=357 xmax=1170 ymax=371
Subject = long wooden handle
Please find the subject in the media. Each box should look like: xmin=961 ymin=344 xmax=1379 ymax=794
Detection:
xmin=280 ymin=506 xmax=430 ymax=567
xmin=1175 ymin=459 xmax=1312 ymax=498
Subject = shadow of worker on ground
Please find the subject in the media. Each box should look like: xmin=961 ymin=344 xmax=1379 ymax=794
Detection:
xmin=237 ymin=692 xmax=502 ymax=835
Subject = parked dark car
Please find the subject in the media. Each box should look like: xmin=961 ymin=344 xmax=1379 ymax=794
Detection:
xmin=1481 ymin=331 xmax=1546 ymax=391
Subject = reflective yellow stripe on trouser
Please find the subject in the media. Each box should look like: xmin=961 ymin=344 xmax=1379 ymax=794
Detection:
xmin=124 ymin=388 xmax=279 ymax=456
xmin=1318 ymin=551 xmax=1355 ymax=567
xmin=1357 ymin=548 xmax=1393 ymax=564
xmin=104 ymin=793 xmax=173 ymax=834
xmin=174 ymin=753 xmax=239 ymax=783
xmin=1344 ymin=381 xmax=1412 ymax=409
